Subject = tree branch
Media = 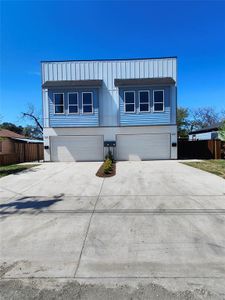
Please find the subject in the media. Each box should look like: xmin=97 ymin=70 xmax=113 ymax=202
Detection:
xmin=22 ymin=112 xmax=43 ymax=132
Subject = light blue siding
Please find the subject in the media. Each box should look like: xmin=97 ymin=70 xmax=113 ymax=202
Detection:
xmin=48 ymin=88 xmax=99 ymax=127
xmin=119 ymin=86 xmax=171 ymax=126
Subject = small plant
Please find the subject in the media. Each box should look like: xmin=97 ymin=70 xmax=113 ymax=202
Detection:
xmin=103 ymin=158 xmax=113 ymax=174
xmin=105 ymin=149 xmax=114 ymax=162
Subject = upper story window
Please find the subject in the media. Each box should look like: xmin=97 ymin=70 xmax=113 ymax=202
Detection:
xmin=124 ymin=91 xmax=135 ymax=113
xmin=153 ymin=90 xmax=164 ymax=112
xmin=68 ymin=92 xmax=79 ymax=114
xmin=82 ymin=92 xmax=93 ymax=114
xmin=54 ymin=93 xmax=64 ymax=114
xmin=139 ymin=91 xmax=150 ymax=112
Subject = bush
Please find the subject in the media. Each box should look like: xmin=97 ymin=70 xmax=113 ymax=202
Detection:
xmin=103 ymin=158 xmax=112 ymax=174
xmin=105 ymin=150 xmax=114 ymax=162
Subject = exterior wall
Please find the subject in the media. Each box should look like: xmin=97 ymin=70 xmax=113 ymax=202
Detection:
xmin=0 ymin=138 xmax=15 ymax=154
xmin=188 ymin=131 xmax=218 ymax=141
xmin=48 ymin=88 xmax=99 ymax=127
xmin=119 ymin=86 xmax=171 ymax=126
xmin=42 ymin=58 xmax=177 ymax=127
xmin=43 ymin=125 xmax=177 ymax=161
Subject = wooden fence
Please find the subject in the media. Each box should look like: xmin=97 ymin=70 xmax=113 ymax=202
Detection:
xmin=0 ymin=142 xmax=43 ymax=166
xmin=178 ymin=139 xmax=222 ymax=159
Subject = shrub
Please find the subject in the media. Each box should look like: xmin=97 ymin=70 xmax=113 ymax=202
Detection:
xmin=103 ymin=158 xmax=112 ymax=174
xmin=105 ymin=149 xmax=114 ymax=162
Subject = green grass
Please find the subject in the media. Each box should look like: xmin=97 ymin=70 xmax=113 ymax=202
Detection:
xmin=0 ymin=164 xmax=39 ymax=178
xmin=182 ymin=160 xmax=225 ymax=179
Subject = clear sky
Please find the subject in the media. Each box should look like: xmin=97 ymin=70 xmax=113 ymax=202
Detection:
xmin=1 ymin=1 xmax=225 ymax=126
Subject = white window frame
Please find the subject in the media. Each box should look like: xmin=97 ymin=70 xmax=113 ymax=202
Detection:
xmin=68 ymin=92 xmax=79 ymax=114
xmin=153 ymin=90 xmax=164 ymax=112
xmin=53 ymin=93 xmax=64 ymax=114
xmin=82 ymin=92 xmax=94 ymax=114
xmin=138 ymin=90 xmax=150 ymax=113
xmin=124 ymin=91 xmax=136 ymax=113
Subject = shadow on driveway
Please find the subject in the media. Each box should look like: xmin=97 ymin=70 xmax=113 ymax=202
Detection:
xmin=0 ymin=194 xmax=64 ymax=217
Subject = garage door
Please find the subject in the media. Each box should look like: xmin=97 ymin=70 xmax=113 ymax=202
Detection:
xmin=117 ymin=134 xmax=170 ymax=160
xmin=50 ymin=135 xmax=103 ymax=162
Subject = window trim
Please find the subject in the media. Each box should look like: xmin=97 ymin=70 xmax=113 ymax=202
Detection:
xmin=68 ymin=92 xmax=79 ymax=114
xmin=124 ymin=91 xmax=136 ymax=113
xmin=53 ymin=93 xmax=64 ymax=114
xmin=82 ymin=92 xmax=94 ymax=114
xmin=153 ymin=90 xmax=164 ymax=113
xmin=138 ymin=90 xmax=150 ymax=113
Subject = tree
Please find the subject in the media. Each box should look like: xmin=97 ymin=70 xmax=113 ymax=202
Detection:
xmin=218 ymin=121 xmax=225 ymax=141
xmin=190 ymin=107 xmax=220 ymax=130
xmin=177 ymin=107 xmax=190 ymax=138
xmin=21 ymin=104 xmax=43 ymax=132
xmin=23 ymin=125 xmax=43 ymax=139
xmin=0 ymin=122 xmax=24 ymax=134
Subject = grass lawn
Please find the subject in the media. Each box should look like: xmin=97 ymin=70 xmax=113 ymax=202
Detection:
xmin=182 ymin=160 xmax=225 ymax=179
xmin=0 ymin=164 xmax=39 ymax=178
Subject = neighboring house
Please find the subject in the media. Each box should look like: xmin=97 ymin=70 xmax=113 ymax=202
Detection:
xmin=189 ymin=123 xmax=223 ymax=141
xmin=41 ymin=57 xmax=177 ymax=161
xmin=0 ymin=129 xmax=25 ymax=154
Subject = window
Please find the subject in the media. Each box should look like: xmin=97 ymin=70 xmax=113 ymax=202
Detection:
xmin=68 ymin=93 xmax=79 ymax=114
xmin=124 ymin=91 xmax=135 ymax=113
xmin=54 ymin=93 xmax=64 ymax=114
xmin=153 ymin=90 xmax=164 ymax=112
xmin=82 ymin=92 xmax=93 ymax=114
xmin=139 ymin=91 xmax=150 ymax=112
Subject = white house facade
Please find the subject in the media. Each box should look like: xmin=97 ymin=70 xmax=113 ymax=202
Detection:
xmin=41 ymin=57 xmax=177 ymax=161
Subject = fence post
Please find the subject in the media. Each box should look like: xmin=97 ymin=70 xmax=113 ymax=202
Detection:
xmin=37 ymin=144 xmax=40 ymax=162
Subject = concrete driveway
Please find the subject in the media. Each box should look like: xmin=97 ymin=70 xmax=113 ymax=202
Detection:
xmin=1 ymin=161 xmax=225 ymax=299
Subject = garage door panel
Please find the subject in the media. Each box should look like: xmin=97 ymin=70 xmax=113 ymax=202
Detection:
xmin=51 ymin=136 xmax=103 ymax=162
xmin=117 ymin=134 xmax=170 ymax=160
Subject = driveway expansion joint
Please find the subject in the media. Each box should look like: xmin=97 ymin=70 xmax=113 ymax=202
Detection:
xmin=73 ymin=178 xmax=105 ymax=278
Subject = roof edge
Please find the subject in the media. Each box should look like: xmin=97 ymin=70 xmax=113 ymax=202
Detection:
xmin=41 ymin=56 xmax=177 ymax=63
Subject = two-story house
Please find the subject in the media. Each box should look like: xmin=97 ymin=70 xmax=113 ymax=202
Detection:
xmin=41 ymin=57 xmax=177 ymax=161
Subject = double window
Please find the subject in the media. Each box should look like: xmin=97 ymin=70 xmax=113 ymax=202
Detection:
xmin=82 ymin=92 xmax=93 ymax=114
xmin=139 ymin=91 xmax=150 ymax=112
xmin=54 ymin=93 xmax=64 ymax=114
xmin=153 ymin=90 xmax=164 ymax=112
xmin=68 ymin=93 xmax=79 ymax=114
xmin=124 ymin=91 xmax=135 ymax=113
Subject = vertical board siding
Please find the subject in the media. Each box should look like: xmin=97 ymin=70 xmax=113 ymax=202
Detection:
xmin=42 ymin=58 xmax=177 ymax=127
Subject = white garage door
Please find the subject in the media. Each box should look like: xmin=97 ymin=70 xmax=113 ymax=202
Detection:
xmin=51 ymin=135 xmax=103 ymax=162
xmin=117 ymin=134 xmax=170 ymax=160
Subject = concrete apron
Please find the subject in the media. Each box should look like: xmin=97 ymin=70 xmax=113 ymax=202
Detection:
xmin=0 ymin=161 xmax=225 ymax=298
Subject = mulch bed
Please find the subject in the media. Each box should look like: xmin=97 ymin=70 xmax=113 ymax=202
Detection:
xmin=96 ymin=162 xmax=116 ymax=178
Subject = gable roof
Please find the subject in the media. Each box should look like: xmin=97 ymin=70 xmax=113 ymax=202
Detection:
xmin=0 ymin=129 xmax=25 ymax=138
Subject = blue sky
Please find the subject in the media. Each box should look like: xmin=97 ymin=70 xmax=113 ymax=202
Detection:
xmin=1 ymin=0 xmax=225 ymax=126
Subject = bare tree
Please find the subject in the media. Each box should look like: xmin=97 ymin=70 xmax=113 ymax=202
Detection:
xmin=21 ymin=104 xmax=43 ymax=132
xmin=190 ymin=107 xmax=221 ymax=130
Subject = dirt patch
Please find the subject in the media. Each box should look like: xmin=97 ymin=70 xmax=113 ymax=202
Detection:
xmin=96 ymin=162 xmax=116 ymax=178
xmin=0 ymin=279 xmax=222 ymax=300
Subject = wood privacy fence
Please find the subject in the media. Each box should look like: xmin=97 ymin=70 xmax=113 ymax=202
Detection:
xmin=0 ymin=142 xmax=44 ymax=166
xmin=178 ymin=139 xmax=222 ymax=159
